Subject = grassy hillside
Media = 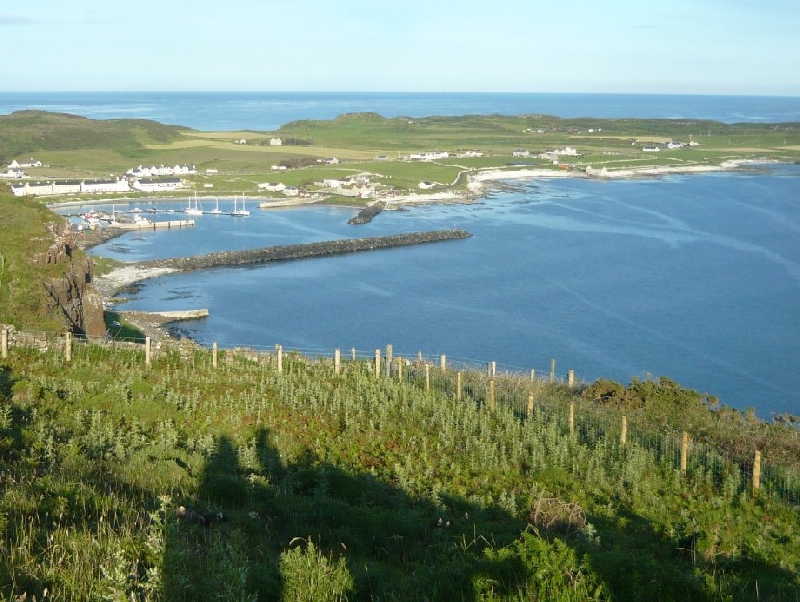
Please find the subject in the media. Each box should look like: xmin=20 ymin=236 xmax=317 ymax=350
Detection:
xmin=276 ymin=112 xmax=800 ymax=158
xmin=0 ymin=110 xmax=187 ymax=165
xmin=0 ymin=342 xmax=798 ymax=600
xmin=0 ymin=191 xmax=82 ymax=330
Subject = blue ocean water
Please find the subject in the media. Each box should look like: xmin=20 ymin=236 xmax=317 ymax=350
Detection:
xmin=1 ymin=91 xmax=799 ymax=130
xmin=68 ymin=163 xmax=800 ymax=417
xmin=19 ymin=90 xmax=800 ymax=416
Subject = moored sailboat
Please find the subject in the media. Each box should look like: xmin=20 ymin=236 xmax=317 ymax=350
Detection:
xmin=231 ymin=193 xmax=250 ymax=217
xmin=186 ymin=192 xmax=203 ymax=216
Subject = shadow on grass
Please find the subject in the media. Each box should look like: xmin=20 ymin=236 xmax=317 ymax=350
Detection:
xmin=162 ymin=429 xmax=800 ymax=601
xmin=164 ymin=429 xmax=530 ymax=600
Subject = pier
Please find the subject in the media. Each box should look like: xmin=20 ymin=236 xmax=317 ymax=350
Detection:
xmin=114 ymin=219 xmax=195 ymax=231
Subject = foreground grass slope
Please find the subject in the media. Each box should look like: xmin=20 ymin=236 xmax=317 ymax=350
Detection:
xmin=1 ymin=343 xmax=798 ymax=600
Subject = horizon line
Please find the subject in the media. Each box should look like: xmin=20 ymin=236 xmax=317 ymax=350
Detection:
xmin=1 ymin=90 xmax=799 ymax=99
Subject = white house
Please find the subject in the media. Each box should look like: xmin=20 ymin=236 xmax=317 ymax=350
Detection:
xmin=11 ymin=178 xmax=132 ymax=197
xmin=127 ymin=164 xmax=195 ymax=178
xmin=1 ymin=167 xmax=26 ymax=179
xmin=512 ymin=149 xmax=530 ymax=158
xmin=10 ymin=158 xmax=41 ymax=168
xmin=282 ymin=186 xmax=299 ymax=197
xmin=81 ymin=178 xmax=130 ymax=194
xmin=132 ymin=177 xmax=184 ymax=192
xmin=408 ymin=151 xmax=449 ymax=161
xmin=324 ymin=157 xmax=339 ymax=165
xmin=269 ymin=137 xmax=282 ymax=146
xmin=418 ymin=181 xmax=436 ymax=190
xmin=258 ymin=182 xmax=286 ymax=192
xmin=537 ymin=146 xmax=582 ymax=163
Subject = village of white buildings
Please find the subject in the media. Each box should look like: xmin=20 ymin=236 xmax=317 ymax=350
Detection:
xmin=2 ymin=134 xmax=699 ymax=199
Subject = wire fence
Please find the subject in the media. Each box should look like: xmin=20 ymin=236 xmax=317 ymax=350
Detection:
xmin=2 ymin=327 xmax=799 ymax=506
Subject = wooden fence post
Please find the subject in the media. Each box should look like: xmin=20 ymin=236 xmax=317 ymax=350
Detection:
xmin=396 ymin=357 xmax=403 ymax=381
xmin=145 ymin=336 xmax=151 ymax=366
xmin=440 ymin=354 xmax=446 ymax=371
xmin=386 ymin=344 xmax=393 ymax=377
xmin=1 ymin=326 xmax=7 ymax=359
xmin=375 ymin=349 xmax=381 ymax=378
xmin=490 ymin=361 xmax=496 ymax=377
xmin=212 ymin=342 xmax=218 ymax=369
xmin=351 ymin=347 xmax=356 ymax=361
xmin=568 ymin=369 xmax=574 ymax=388
xmin=753 ymin=450 xmax=762 ymax=492
xmin=425 ymin=363 xmax=430 ymax=391
xmin=550 ymin=358 xmax=556 ymax=383
xmin=681 ymin=431 xmax=688 ymax=475
xmin=456 ymin=371 xmax=462 ymax=401
xmin=65 ymin=331 xmax=72 ymax=363
xmin=569 ymin=402 xmax=574 ymax=436
xmin=620 ymin=415 xmax=627 ymax=447
xmin=277 ymin=345 xmax=283 ymax=373
xmin=488 ymin=380 xmax=496 ymax=412
xmin=530 ymin=369 xmax=535 ymax=381
xmin=527 ymin=392 xmax=534 ymax=418
xmin=334 ymin=348 xmax=341 ymax=374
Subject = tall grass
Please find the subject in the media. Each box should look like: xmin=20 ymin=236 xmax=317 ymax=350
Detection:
xmin=1 ymin=341 xmax=798 ymax=600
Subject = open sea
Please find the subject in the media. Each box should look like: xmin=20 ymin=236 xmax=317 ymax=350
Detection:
xmin=21 ymin=91 xmax=800 ymax=417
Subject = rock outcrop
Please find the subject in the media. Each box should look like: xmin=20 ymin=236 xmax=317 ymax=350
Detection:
xmin=37 ymin=222 xmax=106 ymax=340
xmin=348 ymin=201 xmax=385 ymax=224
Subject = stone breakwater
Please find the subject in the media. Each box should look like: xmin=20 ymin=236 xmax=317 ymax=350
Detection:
xmin=94 ymin=229 xmax=473 ymax=300
xmin=134 ymin=229 xmax=472 ymax=273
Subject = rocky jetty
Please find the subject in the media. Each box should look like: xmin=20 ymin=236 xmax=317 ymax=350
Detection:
xmin=348 ymin=201 xmax=385 ymax=224
xmin=133 ymin=229 xmax=471 ymax=274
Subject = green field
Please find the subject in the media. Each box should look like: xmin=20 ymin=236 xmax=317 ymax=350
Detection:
xmin=2 ymin=110 xmax=799 ymax=201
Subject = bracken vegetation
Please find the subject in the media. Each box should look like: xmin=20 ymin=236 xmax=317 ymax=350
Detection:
xmin=0 ymin=340 xmax=798 ymax=600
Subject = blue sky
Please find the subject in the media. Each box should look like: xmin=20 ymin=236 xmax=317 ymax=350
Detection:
xmin=2 ymin=0 xmax=798 ymax=94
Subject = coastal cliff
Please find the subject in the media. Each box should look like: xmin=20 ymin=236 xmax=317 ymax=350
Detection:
xmin=34 ymin=222 xmax=106 ymax=339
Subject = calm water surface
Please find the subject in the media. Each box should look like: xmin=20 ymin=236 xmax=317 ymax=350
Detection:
xmin=74 ymin=164 xmax=800 ymax=417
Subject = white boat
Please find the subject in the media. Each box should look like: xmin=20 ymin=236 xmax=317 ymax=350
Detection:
xmin=206 ymin=196 xmax=223 ymax=215
xmin=186 ymin=192 xmax=203 ymax=216
xmin=231 ymin=193 xmax=250 ymax=217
